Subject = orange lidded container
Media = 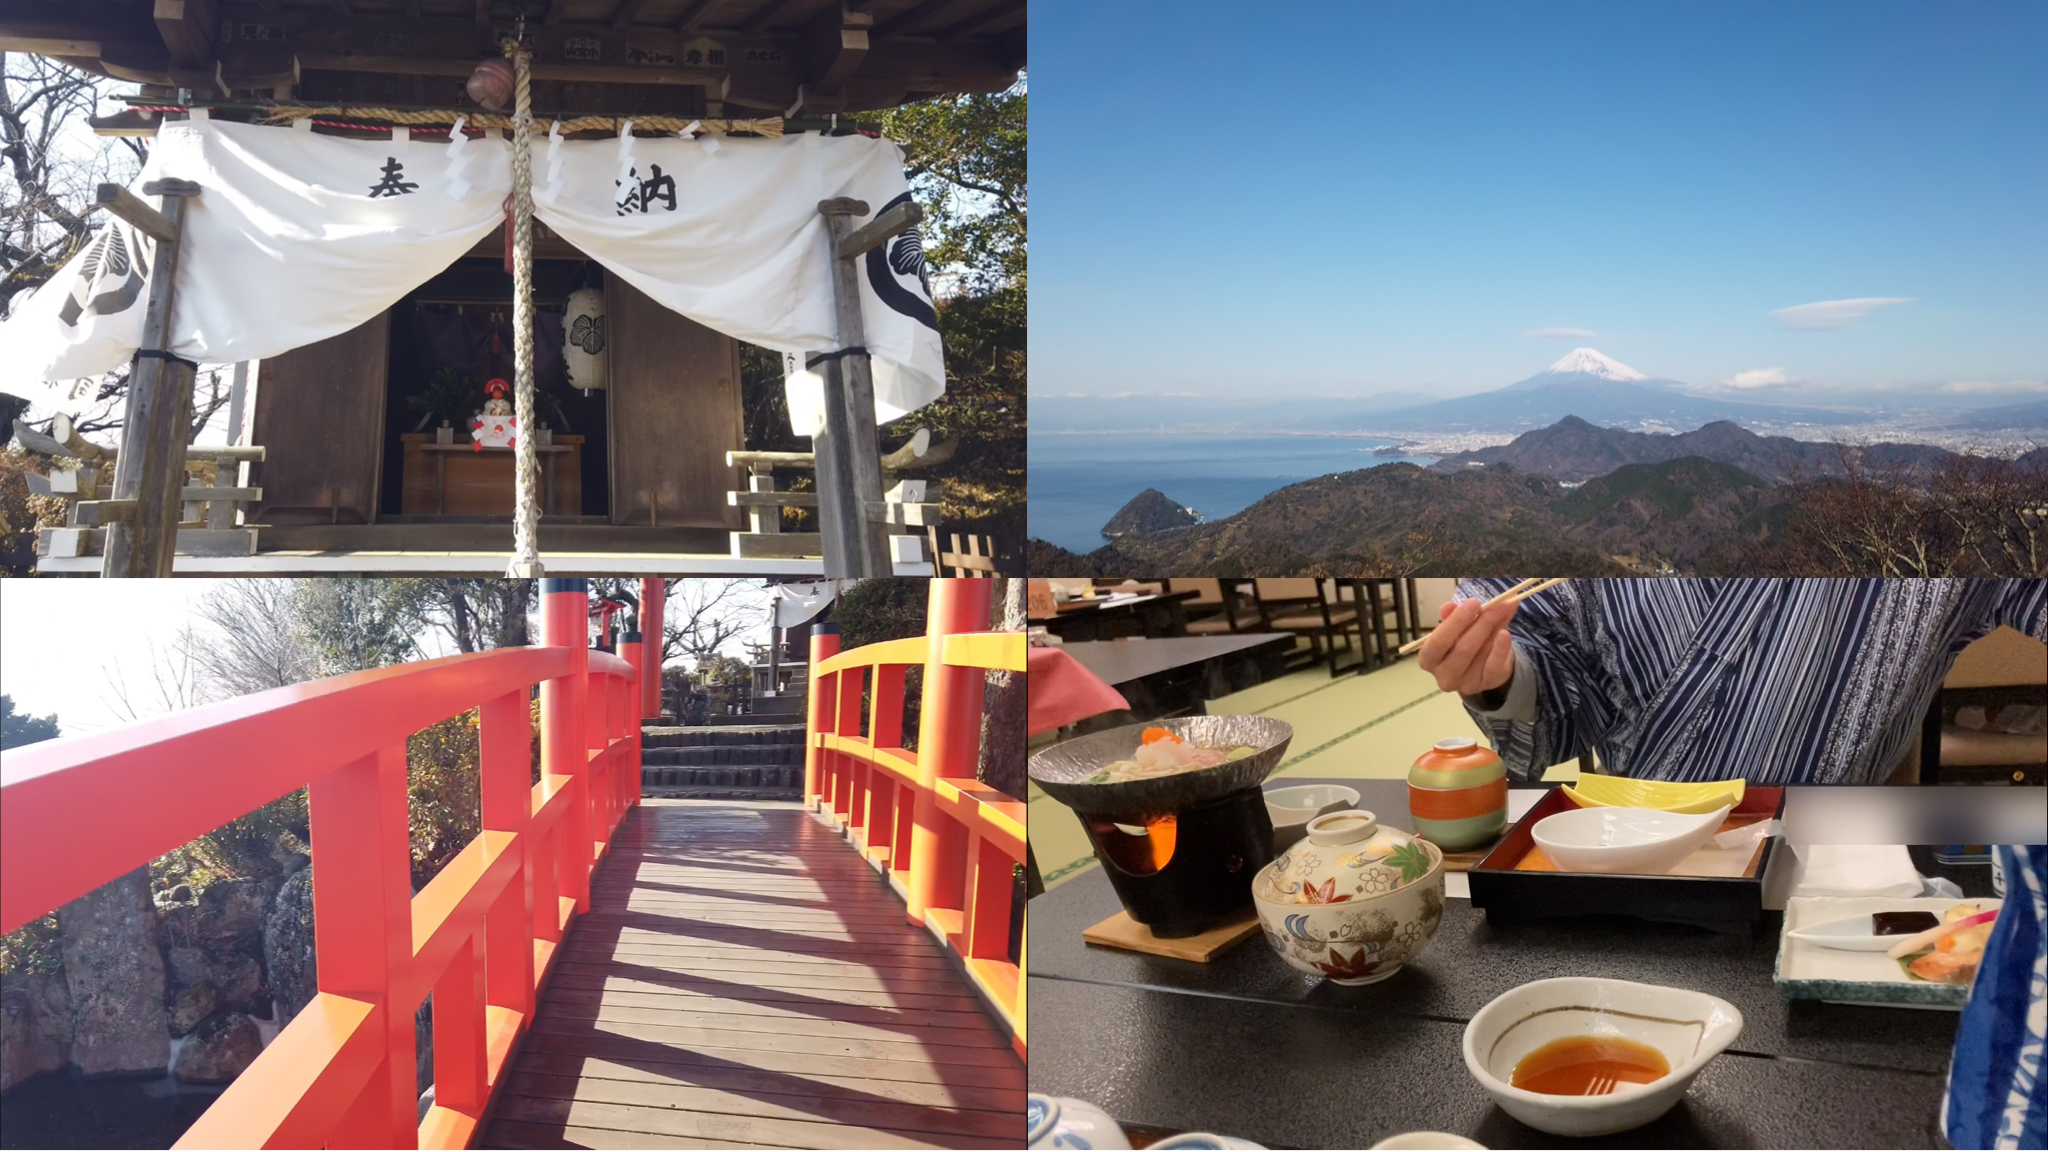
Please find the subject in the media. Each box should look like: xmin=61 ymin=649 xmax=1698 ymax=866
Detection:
xmin=1407 ymin=737 xmax=1507 ymax=851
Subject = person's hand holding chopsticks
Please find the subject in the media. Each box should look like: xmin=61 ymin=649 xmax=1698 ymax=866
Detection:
xmin=1417 ymin=592 xmax=1522 ymax=699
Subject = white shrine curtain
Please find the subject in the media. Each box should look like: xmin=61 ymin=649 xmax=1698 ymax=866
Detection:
xmin=0 ymin=118 xmax=945 ymax=425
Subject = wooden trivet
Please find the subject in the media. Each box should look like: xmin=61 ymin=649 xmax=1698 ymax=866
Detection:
xmin=1082 ymin=908 xmax=1261 ymax=961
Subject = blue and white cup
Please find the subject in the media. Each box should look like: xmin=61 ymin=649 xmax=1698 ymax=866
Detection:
xmin=1941 ymin=844 xmax=2045 ymax=1149
xmin=1027 ymin=1094 xmax=1133 ymax=1150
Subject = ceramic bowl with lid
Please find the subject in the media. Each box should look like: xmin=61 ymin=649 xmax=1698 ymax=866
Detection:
xmin=1251 ymin=810 xmax=1447 ymax=985
xmin=1408 ymin=737 xmax=1508 ymax=851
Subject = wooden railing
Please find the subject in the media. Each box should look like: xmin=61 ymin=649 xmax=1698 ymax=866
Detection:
xmin=804 ymin=578 xmax=1028 ymax=1055
xmin=0 ymin=579 xmax=651 ymax=1149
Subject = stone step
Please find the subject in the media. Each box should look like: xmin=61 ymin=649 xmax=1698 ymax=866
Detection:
xmin=642 ymin=744 xmax=803 ymax=767
xmin=640 ymin=725 xmax=805 ymax=748
xmin=640 ymin=763 xmax=805 ymax=791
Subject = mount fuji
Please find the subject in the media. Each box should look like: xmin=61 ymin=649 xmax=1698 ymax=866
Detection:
xmin=1346 ymin=348 xmax=1862 ymax=433
xmin=1504 ymin=348 xmax=1663 ymax=389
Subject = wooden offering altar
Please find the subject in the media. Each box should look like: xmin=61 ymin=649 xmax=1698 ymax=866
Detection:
xmin=400 ymin=433 xmax=582 ymax=516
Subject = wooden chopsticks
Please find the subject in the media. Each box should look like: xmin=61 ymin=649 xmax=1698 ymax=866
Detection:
xmin=1395 ymin=578 xmax=1568 ymax=657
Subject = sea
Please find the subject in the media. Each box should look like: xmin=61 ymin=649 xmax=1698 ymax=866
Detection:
xmin=1028 ymin=432 xmax=1439 ymax=554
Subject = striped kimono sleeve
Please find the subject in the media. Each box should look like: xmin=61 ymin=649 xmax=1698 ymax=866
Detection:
xmin=1992 ymin=579 xmax=2048 ymax=640
xmin=1456 ymin=579 xmax=1615 ymax=781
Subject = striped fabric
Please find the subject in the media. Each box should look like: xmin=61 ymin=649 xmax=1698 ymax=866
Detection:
xmin=1458 ymin=579 xmax=2048 ymax=784
xmin=1942 ymin=843 xmax=2045 ymax=1150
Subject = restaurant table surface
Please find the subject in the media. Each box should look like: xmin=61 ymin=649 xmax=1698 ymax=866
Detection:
xmin=1026 ymin=778 xmax=1997 ymax=1150
xmin=1058 ymin=634 xmax=1295 ymax=687
xmin=1028 ymin=589 xmax=1199 ymax=621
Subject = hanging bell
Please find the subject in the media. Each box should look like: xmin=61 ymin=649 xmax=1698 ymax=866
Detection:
xmin=467 ymin=58 xmax=514 ymax=111
xmin=562 ymin=286 xmax=607 ymax=391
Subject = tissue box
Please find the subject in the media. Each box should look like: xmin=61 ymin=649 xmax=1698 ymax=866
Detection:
xmin=1468 ymin=785 xmax=1788 ymax=933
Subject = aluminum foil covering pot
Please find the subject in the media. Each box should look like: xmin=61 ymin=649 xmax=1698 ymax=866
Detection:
xmin=1028 ymin=715 xmax=1294 ymax=819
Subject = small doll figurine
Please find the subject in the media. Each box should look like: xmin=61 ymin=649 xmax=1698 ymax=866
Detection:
xmin=471 ymin=379 xmax=517 ymax=451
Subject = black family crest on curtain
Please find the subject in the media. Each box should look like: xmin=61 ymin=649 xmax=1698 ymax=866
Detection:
xmin=864 ymin=192 xmax=938 ymax=331
xmin=58 ymin=225 xmax=147 ymax=327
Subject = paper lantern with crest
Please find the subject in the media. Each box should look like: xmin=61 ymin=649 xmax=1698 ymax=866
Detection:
xmin=562 ymin=286 xmax=606 ymax=391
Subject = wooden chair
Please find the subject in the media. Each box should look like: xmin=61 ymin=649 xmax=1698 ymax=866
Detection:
xmin=1330 ymin=579 xmax=1412 ymax=671
xmin=1170 ymin=578 xmax=1263 ymax=636
xmin=1252 ymin=578 xmax=1366 ymax=677
xmin=927 ymin=528 xmax=998 ymax=576
xmin=1916 ymin=627 xmax=2047 ymax=785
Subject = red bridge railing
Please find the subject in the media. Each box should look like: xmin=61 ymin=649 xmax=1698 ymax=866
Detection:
xmin=805 ymin=579 xmax=1028 ymax=1055
xmin=0 ymin=579 xmax=653 ymax=1149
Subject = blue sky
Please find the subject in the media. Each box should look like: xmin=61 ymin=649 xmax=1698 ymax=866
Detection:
xmin=1033 ymin=1 xmax=2048 ymax=400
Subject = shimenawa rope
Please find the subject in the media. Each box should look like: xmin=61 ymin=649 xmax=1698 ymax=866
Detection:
xmin=258 ymin=107 xmax=785 ymax=137
xmin=505 ymin=38 xmax=543 ymax=578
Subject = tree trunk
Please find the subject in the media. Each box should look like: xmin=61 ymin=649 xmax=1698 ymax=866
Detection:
xmin=976 ymin=577 xmax=1027 ymax=799
xmin=446 ymin=579 xmax=476 ymax=653
xmin=497 ymin=580 xmax=532 ymax=648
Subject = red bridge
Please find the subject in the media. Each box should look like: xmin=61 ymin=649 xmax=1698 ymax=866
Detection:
xmin=0 ymin=579 xmax=1025 ymax=1149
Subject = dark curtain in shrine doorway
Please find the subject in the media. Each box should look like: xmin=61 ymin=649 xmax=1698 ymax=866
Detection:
xmin=379 ymin=302 xmax=610 ymax=518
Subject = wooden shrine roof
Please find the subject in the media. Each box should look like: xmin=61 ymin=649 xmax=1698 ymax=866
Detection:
xmin=0 ymin=0 xmax=1023 ymax=118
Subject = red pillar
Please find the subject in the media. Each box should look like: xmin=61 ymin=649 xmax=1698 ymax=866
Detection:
xmin=307 ymin=745 xmax=415 ymax=1148
xmin=804 ymin=624 xmax=840 ymax=809
xmin=906 ymin=578 xmax=990 ymax=924
xmin=540 ymin=579 xmax=591 ymax=915
xmin=639 ymin=578 xmax=665 ymax=721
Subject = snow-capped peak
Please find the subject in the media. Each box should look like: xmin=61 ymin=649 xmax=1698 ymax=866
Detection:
xmin=1544 ymin=348 xmax=1649 ymax=382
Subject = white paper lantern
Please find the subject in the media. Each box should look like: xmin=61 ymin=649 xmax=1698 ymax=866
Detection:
xmin=562 ymin=286 xmax=606 ymax=391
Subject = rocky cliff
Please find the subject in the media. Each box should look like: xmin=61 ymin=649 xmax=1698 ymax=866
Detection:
xmin=1101 ymin=488 xmax=1202 ymax=538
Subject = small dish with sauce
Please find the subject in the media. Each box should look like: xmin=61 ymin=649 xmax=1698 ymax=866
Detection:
xmin=1461 ymin=977 xmax=1743 ymax=1136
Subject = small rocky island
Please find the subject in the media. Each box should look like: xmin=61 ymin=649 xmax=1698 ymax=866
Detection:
xmin=1102 ymin=488 xmax=1202 ymax=538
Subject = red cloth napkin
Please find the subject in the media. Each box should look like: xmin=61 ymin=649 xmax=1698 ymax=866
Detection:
xmin=1027 ymin=647 xmax=1130 ymax=736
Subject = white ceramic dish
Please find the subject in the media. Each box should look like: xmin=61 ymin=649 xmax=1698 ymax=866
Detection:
xmin=1263 ymin=783 xmax=1360 ymax=851
xmin=1462 ymin=977 xmax=1742 ymax=1137
xmin=1787 ymin=911 xmax=1948 ymax=951
xmin=1775 ymin=896 xmax=2002 ymax=1009
xmin=1530 ymin=805 xmax=1731 ymax=875
xmin=1147 ymin=1134 xmax=1267 ymax=1149
xmin=1370 ymin=1133 xmax=1487 ymax=1149
xmin=1027 ymin=1094 xmax=1131 ymax=1149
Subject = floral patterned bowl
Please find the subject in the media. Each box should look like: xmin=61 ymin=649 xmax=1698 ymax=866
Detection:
xmin=1251 ymin=811 xmax=1446 ymax=985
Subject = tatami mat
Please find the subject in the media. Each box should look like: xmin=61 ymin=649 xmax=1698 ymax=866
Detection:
xmin=1029 ymin=655 xmax=1578 ymax=891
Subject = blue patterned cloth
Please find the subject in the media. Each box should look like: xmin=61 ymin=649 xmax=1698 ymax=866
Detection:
xmin=1943 ymin=844 xmax=2046 ymax=1150
xmin=1458 ymin=578 xmax=2048 ymax=784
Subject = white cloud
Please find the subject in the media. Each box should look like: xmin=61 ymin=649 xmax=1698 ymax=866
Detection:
xmin=1769 ymin=297 xmax=1913 ymax=331
xmin=1726 ymin=367 xmax=1800 ymax=389
xmin=1102 ymin=390 xmax=1198 ymax=399
xmin=1062 ymin=391 xmax=1091 ymax=398
xmin=1939 ymin=379 xmax=2048 ymax=395
xmin=1521 ymin=327 xmax=1597 ymax=339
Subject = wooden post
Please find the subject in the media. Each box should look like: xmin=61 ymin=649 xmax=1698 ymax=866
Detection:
xmin=102 ymin=178 xmax=200 ymax=578
xmin=815 ymin=198 xmax=899 ymax=578
xmin=639 ymin=578 xmax=665 ymax=720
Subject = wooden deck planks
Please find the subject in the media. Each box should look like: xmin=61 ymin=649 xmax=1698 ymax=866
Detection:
xmin=479 ymin=798 xmax=1025 ymax=1150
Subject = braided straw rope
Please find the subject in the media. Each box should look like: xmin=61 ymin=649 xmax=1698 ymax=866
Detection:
xmin=505 ymin=41 xmax=543 ymax=577
xmin=260 ymin=106 xmax=785 ymax=137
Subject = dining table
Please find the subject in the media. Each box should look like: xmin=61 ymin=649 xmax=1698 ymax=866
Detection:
xmin=1029 ymin=589 xmax=1200 ymax=641
xmin=1054 ymin=633 xmax=1296 ymax=726
xmin=1025 ymin=778 xmax=1995 ymax=1150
